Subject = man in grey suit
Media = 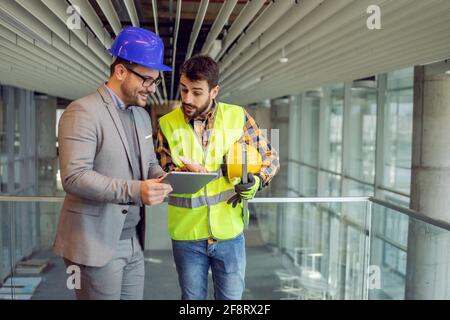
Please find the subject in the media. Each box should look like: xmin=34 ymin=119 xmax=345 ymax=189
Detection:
xmin=53 ymin=27 xmax=173 ymax=300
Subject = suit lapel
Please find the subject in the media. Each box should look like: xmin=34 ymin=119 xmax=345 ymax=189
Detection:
xmin=97 ymin=85 xmax=136 ymax=175
xmin=131 ymin=107 xmax=149 ymax=179
xmin=132 ymin=109 xmax=148 ymax=222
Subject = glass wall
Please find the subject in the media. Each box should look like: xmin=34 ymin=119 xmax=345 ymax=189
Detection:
xmin=0 ymin=86 xmax=59 ymax=197
xmin=347 ymin=84 xmax=377 ymax=185
xmin=324 ymin=84 xmax=344 ymax=174
xmin=300 ymin=91 xmax=320 ymax=167
xmin=0 ymin=86 xmax=38 ymax=196
xmin=262 ymin=67 xmax=415 ymax=299
xmin=252 ymin=200 xmax=371 ymax=300
xmin=0 ymin=85 xmax=59 ymax=290
xmin=382 ymin=68 xmax=414 ymax=196
xmin=272 ymin=67 xmax=414 ymax=204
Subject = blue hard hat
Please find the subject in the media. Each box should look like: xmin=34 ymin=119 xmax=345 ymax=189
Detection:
xmin=108 ymin=27 xmax=172 ymax=72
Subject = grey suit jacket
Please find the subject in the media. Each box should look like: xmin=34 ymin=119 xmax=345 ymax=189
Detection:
xmin=53 ymin=84 xmax=165 ymax=267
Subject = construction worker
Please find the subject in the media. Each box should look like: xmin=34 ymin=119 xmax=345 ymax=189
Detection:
xmin=54 ymin=27 xmax=172 ymax=300
xmin=156 ymin=55 xmax=280 ymax=300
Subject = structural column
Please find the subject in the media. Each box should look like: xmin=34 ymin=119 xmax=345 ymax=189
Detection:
xmin=406 ymin=65 xmax=450 ymax=299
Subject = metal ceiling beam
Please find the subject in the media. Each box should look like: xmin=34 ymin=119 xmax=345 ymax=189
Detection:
xmin=0 ymin=64 xmax=87 ymax=99
xmin=258 ymin=5 xmax=448 ymax=91
xmin=0 ymin=46 xmax=95 ymax=91
xmin=215 ymin=0 xmax=266 ymax=61
xmin=222 ymin=0 xmax=398 ymax=93
xmin=149 ymin=94 xmax=158 ymax=106
xmin=40 ymin=0 xmax=110 ymax=69
xmin=151 ymin=0 xmax=159 ymax=35
xmin=201 ymin=0 xmax=238 ymax=55
xmin=151 ymin=0 xmax=168 ymax=104
xmin=124 ymin=0 xmax=140 ymax=27
xmin=175 ymin=0 xmax=209 ymax=100
xmin=219 ymin=0 xmax=295 ymax=71
xmin=222 ymin=0 xmax=420 ymax=94
xmin=220 ymin=0 xmax=353 ymax=89
xmin=0 ymin=58 xmax=92 ymax=99
xmin=2 ymin=1 xmax=107 ymax=80
xmin=224 ymin=2 xmax=450 ymax=105
xmin=149 ymin=10 xmax=237 ymax=22
xmin=169 ymin=0 xmax=174 ymax=21
xmin=0 ymin=36 xmax=99 ymax=88
xmin=0 ymin=23 xmax=103 ymax=85
xmin=0 ymin=1 xmax=110 ymax=99
xmin=155 ymin=87 xmax=163 ymax=105
xmin=230 ymin=37 xmax=450 ymax=105
xmin=170 ymin=0 xmax=182 ymax=100
xmin=160 ymin=74 xmax=169 ymax=104
xmin=185 ymin=0 xmax=209 ymax=60
xmin=220 ymin=0 xmax=326 ymax=82
xmin=95 ymin=0 xmax=122 ymax=35
xmin=0 ymin=1 xmax=51 ymax=43
xmin=14 ymin=0 xmax=66 ymax=42
xmin=68 ymin=0 xmax=113 ymax=49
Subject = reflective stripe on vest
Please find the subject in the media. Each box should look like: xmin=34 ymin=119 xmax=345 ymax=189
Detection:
xmin=169 ymin=188 xmax=236 ymax=209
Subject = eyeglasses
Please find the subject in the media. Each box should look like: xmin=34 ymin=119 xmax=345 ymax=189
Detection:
xmin=124 ymin=66 xmax=162 ymax=87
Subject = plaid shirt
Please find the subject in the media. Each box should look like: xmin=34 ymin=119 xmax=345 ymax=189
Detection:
xmin=155 ymin=101 xmax=280 ymax=187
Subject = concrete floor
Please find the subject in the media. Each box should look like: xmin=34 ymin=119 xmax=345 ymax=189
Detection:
xmin=25 ymin=245 xmax=284 ymax=300
xmin=19 ymin=225 xmax=286 ymax=300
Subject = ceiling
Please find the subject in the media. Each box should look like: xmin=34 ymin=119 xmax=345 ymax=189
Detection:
xmin=0 ymin=0 xmax=449 ymax=106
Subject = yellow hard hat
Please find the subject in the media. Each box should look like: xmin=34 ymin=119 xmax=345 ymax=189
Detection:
xmin=225 ymin=142 xmax=262 ymax=180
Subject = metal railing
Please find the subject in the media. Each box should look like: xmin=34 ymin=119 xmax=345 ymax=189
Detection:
xmin=1 ymin=195 xmax=448 ymax=231
xmin=0 ymin=195 xmax=449 ymax=300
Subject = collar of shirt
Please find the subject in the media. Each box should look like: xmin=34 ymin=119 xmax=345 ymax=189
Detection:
xmin=184 ymin=99 xmax=217 ymax=125
xmin=105 ymin=83 xmax=129 ymax=111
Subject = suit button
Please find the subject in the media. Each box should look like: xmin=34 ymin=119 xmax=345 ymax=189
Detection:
xmin=122 ymin=210 xmax=128 ymax=214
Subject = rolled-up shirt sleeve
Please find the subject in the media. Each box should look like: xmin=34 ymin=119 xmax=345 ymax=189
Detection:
xmin=240 ymin=110 xmax=280 ymax=187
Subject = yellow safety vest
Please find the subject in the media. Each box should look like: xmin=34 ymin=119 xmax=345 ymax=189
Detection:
xmin=159 ymin=102 xmax=245 ymax=240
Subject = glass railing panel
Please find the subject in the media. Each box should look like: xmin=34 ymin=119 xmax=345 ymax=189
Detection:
xmin=0 ymin=202 xmax=13 ymax=295
xmin=1 ymin=196 xmax=447 ymax=300
xmin=369 ymin=202 xmax=408 ymax=299
xmin=1 ymin=197 xmax=372 ymax=300
xmin=369 ymin=201 xmax=450 ymax=300
xmin=0 ymin=199 xmax=64 ymax=300
xmin=2 ymin=199 xmax=181 ymax=300
xmin=248 ymin=199 xmax=370 ymax=300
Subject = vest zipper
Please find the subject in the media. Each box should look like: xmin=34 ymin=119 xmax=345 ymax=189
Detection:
xmin=199 ymin=106 xmax=219 ymax=240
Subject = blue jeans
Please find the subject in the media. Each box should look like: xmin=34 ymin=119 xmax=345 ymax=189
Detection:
xmin=172 ymin=234 xmax=246 ymax=300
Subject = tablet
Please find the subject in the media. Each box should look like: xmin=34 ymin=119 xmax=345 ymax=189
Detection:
xmin=164 ymin=171 xmax=218 ymax=194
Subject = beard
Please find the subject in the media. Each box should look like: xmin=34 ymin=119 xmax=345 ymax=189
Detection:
xmin=120 ymin=80 xmax=148 ymax=107
xmin=182 ymin=97 xmax=211 ymax=119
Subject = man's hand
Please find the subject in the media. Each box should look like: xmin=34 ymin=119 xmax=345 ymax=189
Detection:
xmin=227 ymin=173 xmax=262 ymax=208
xmin=140 ymin=178 xmax=173 ymax=205
xmin=178 ymin=156 xmax=208 ymax=173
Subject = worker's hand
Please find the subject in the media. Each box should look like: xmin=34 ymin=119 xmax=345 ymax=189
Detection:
xmin=178 ymin=156 xmax=208 ymax=173
xmin=140 ymin=178 xmax=173 ymax=205
xmin=157 ymin=172 xmax=169 ymax=181
xmin=227 ymin=173 xmax=262 ymax=208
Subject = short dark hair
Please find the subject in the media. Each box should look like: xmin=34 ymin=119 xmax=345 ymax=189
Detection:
xmin=109 ymin=57 xmax=134 ymax=77
xmin=180 ymin=55 xmax=219 ymax=90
